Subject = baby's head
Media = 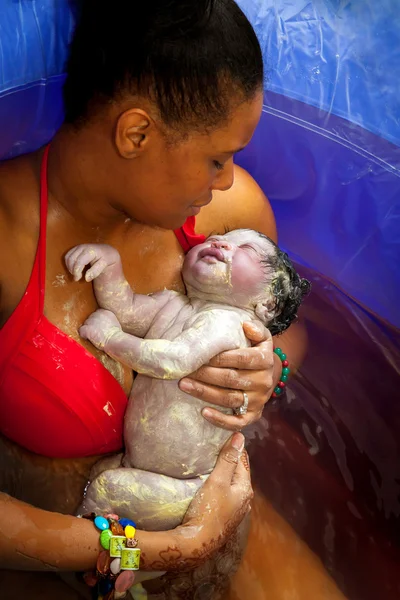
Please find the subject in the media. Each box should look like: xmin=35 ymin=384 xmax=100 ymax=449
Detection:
xmin=182 ymin=229 xmax=310 ymax=335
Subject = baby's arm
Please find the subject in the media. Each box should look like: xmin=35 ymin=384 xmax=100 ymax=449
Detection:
xmin=80 ymin=310 xmax=244 ymax=379
xmin=65 ymin=244 xmax=177 ymax=336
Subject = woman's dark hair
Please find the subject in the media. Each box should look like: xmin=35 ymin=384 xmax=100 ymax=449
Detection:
xmin=64 ymin=0 xmax=263 ymax=132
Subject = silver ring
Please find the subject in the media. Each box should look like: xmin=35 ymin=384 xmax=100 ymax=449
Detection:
xmin=234 ymin=392 xmax=249 ymax=416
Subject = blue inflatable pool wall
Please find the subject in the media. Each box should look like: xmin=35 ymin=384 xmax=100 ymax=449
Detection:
xmin=1 ymin=2 xmax=399 ymax=598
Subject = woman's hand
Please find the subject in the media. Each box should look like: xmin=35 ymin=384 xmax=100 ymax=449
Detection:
xmin=179 ymin=321 xmax=277 ymax=430
xmin=174 ymin=433 xmax=252 ymax=565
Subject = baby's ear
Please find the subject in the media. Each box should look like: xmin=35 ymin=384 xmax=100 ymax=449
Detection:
xmin=254 ymin=299 xmax=277 ymax=325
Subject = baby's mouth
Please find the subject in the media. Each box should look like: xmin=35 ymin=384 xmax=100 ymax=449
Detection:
xmin=198 ymin=247 xmax=225 ymax=263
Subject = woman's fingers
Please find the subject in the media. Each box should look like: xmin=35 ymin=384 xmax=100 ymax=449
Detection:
xmin=231 ymin=451 xmax=252 ymax=491
xmin=209 ymin=433 xmax=245 ymax=485
xmin=178 ymin=324 xmax=276 ymax=431
xmin=179 ymin=375 xmax=252 ymax=408
xmin=207 ymin=342 xmax=272 ymax=370
xmin=201 ymin=406 xmax=262 ymax=430
xmin=183 ymin=366 xmax=253 ymax=393
xmin=242 ymin=320 xmax=271 ymax=345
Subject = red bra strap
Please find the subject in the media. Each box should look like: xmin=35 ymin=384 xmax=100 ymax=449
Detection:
xmin=174 ymin=216 xmax=206 ymax=252
xmin=38 ymin=145 xmax=50 ymax=313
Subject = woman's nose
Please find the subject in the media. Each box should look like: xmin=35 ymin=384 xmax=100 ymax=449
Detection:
xmin=211 ymin=158 xmax=235 ymax=192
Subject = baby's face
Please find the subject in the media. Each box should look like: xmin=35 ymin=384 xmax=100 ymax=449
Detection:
xmin=182 ymin=230 xmax=274 ymax=307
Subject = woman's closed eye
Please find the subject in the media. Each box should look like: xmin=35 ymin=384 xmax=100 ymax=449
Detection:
xmin=213 ymin=160 xmax=225 ymax=171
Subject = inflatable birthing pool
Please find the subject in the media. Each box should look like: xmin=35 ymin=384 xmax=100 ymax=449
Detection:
xmin=0 ymin=2 xmax=399 ymax=599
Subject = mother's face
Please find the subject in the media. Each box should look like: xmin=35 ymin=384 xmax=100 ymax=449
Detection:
xmin=111 ymin=91 xmax=263 ymax=230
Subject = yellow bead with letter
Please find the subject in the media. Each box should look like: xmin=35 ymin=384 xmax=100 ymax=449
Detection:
xmin=120 ymin=547 xmax=141 ymax=571
xmin=109 ymin=535 xmax=127 ymax=558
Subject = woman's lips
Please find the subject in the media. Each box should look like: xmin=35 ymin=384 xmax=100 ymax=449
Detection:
xmin=190 ymin=195 xmax=213 ymax=214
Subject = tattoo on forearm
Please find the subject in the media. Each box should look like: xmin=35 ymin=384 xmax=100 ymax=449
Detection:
xmin=141 ymin=516 xmax=250 ymax=599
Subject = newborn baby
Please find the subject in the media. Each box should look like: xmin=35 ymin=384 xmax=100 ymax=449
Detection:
xmin=66 ymin=229 xmax=309 ymax=531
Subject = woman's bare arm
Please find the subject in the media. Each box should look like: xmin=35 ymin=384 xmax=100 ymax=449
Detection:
xmin=0 ymin=433 xmax=251 ymax=572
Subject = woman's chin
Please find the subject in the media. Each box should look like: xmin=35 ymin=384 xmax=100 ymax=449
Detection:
xmin=189 ymin=206 xmax=202 ymax=216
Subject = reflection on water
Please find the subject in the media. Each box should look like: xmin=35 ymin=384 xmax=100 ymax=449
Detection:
xmin=235 ymin=266 xmax=400 ymax=600
xmin=224 ymin=487 xmax=347 ymax=600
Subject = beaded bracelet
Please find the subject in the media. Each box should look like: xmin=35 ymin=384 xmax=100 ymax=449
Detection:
xmin=81 ymin=512 xmax=141 ymax=600
xmin=272 ymin=347 xmax=290 ymax=398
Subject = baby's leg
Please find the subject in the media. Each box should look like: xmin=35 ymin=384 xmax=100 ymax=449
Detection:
xmin=88 ymin=453 xmax=124 ymax=481
xmin=78 ymin=467 xmax=203 ymax=531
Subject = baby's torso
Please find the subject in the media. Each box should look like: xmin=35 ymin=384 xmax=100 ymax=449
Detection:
xmin=123 ymin=297 xmax=251 ymax=479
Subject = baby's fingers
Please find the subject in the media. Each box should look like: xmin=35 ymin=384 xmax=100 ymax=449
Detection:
xmin=85 ymin=258 xmax=107 ymax=281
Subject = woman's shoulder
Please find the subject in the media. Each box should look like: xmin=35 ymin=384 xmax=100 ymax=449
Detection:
xmin=0 ymin=154 xmax=40 ymax=234
xmin=196 ymin=164 xmax=278 ymax=242
xmin=0 ymin=154 xmax=41 ymax=309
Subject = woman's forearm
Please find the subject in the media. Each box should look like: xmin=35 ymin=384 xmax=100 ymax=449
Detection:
xmin=0 ymin=492 xmax=101 ymax=571
xmin=0 ymin=492 xmax=201 ymax=573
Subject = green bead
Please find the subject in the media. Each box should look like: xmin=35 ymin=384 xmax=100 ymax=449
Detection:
xmin=280 ymin=353 xmax=287 ymax=361
xmin=282 ymin=367 xmax=290 ymax=376
xmin=274 ymin=348 xmax=283 ymax=357
xmin=100 ymin=528 xmax=113 ymax=550
xmin=274 ymin=386 xmax=282 ymax=395
xmin=281 ymin=374 xmax=288 ymax=382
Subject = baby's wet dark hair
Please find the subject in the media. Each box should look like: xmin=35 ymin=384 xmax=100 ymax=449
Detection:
xmin=258 ymin=232 xmax=311 ymax=336
xmin=64 ymin=0 xmax=263 ymax=133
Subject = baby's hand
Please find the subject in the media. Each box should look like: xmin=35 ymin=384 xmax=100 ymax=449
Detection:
xmin=80 ymin=309 xmax=122 ymax=350
xmin=65 ymin=244 xmax=120 ymax=282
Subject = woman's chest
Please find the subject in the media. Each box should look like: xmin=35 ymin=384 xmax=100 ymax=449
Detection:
xmin=43 ymin=226 xmax=187 ymax=394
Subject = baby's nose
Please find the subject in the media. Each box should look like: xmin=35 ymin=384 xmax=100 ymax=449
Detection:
xmin=211 ymin=240 xmax=232 ymax=251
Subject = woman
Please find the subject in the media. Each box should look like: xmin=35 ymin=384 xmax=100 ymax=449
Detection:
xmin=0 ymin=0 xmax=306 ymax=598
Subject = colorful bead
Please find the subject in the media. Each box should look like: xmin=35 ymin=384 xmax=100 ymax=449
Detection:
xmin=280 ymin=353 xmax=287 ymax=361
xmin=94 ymin=516 xmax=110 ymax=531
xmin=96 ymin=550 xmax=112 ymax=576
xmin=271 ymin=392 xmax=277 ymax=398
xmin=110 ymin=557 xmax=122 ymax=575
xmin=119 ymin=518 xmax=137 ymax=528
xmin=120 ymin=547 xmax=141 ymax=571
xmin=111 ymin=521 xmax=125 ymax=536
xmin=274 ymin=348 xmax=283 ymax=356
xmin=115 ymin=570 xmax=136 ymax=592
xmin=100 ymin=528 xmax=113 ymax=550
xmin=104 ymin=513 xmax=119 ymax=521
xmin=278 ymin=381 xmax=285 ymax=388
xmin=109 ymin=536 xmax=127 ymax=558
xmin=274 ymin=387 xmax=282 ymax=395
xmin=282 ymin=360 xmax=289 ymax=367
xmin=124 ymin=525 xmax=136 ymax=539
xmin=282 ymin=367 xmax=290 ymax=376
xmin=98 ymin=578 xmax=113 ymax=595
xmin=85 ymin=513 xmax=141 ymax=598
xmin=281 ymin=374 xmax=288 ymax=382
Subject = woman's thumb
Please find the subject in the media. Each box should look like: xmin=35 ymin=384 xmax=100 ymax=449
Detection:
xmin=213 ymin=433 xmax=245 ymax=481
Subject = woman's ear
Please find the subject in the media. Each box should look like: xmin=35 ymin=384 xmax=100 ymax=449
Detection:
xmin=115 ymin=109 xmax=152 ymax=158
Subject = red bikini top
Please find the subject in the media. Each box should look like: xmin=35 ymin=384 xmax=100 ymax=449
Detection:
xmin=0 ymin=147 xmax=206 ymax=458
